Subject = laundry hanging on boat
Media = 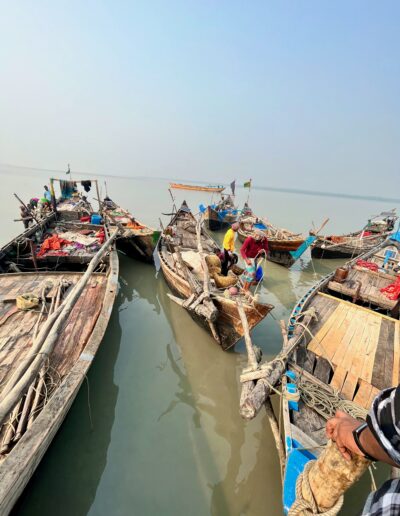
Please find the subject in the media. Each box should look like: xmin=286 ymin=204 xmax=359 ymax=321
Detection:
xmin=60 ymin=180 xmax=75 ymax=199
xmin=81 ymin=180 xmax=92 ymax=192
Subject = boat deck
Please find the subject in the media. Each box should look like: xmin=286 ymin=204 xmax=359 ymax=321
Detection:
xmin=328 ymin=267 xmax=399 ymax=312
xmin=306 ymin=293 xmax=399 ymax=409
xmin=0 ymin=271 xmax=108 ymax=395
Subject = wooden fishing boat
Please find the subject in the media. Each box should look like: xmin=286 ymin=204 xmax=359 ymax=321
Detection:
xmin=170 ymin=182 xmax=225 ymax=193
xmin=102 ymin=199 xmax=158 ymax=264
xmin=311 ymin=210 xmax=397 ymax=259
xmin=0 ymin=217 xmax=119 ymax=513
xmin=239 ymin=235 xmax=400 ymax=514
xmin=238 ymin=216 xmax=305 ymax=267
xmin=157 ymin=202 xmax=273 ymax=350
xmin=204 ymin=194 xmax=238 ymax=231
xmin=49 ymin=178 xmax=157 ymax=263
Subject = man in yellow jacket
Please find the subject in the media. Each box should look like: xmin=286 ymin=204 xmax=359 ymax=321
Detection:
xmin=221 ymin=222 xmax=239 ymax=275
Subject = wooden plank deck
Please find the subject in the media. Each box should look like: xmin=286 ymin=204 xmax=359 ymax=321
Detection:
xmin=0 ymin=272 xmax=108 ymax=397
xmin=306 ymin=293 xmax=399 ymax=410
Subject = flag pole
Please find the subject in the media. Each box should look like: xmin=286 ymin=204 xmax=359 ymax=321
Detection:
xmin=246 ymin=178 xmax=252 ymax=205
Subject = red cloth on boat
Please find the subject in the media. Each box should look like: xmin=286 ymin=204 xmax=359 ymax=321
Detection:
xmin=356 ymin=259 xmax=379 ymax=272
xmin=240 ymin=236 xmax=269 ymax=260
xmin=96 ymin=229 xmax=105 ymax=244
xmin=380 ymin=277 xmax=400 ymax=300
xmin=360 ymin=230 xmax=372 ymax=238
xmin=37 ymin=235 xmax=71 ymax=257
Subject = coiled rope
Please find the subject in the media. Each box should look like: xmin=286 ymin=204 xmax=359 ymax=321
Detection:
xmin=288 ymin=461 xmax=344 ymax=516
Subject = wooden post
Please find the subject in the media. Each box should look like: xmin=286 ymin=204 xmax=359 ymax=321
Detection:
xmin=49 ymin=178 xmax=57 ymax=213
xmin=265 ymin=398 xmax=285 ymax=481
xmin=236 ymin=299 xmax=258 ymax=370
xmin=95 ymin=180 xmax=102 ymax=215
xmin=195 ymin=217 xmax=220 ymax=342
xmin=237 ymin=299 xmax=286 ymax=477
xmin=29 ymin=240 xmax=38 ymax=272
xmin=239 ymin=315 xmax=313 ymax=420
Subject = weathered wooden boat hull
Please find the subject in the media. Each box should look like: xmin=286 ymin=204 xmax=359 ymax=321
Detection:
xmin=0 ymin=249 xmax=119 ymax=513
xmin=159 ymin=254 xmax=271 ymax=350
xmin=280 ymin=239 xmax=400 ymax=513
xmin=116 ymin=233 xmax=155 ymax=263
xmin=204 ymin=206 xmax=237 ymax=231
xmin=170 ymin=183 xmax=225 ymax=193
xmin=158 ymin=203 xmax=273 ymax=349
xmin=311 ymin=226 xmax=392 ymax=260
xmin=311 ymin=241 xmax=381 ymax=259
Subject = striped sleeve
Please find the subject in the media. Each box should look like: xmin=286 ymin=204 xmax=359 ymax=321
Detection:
xmin=367 ymin=386 xmax=400 ymax=466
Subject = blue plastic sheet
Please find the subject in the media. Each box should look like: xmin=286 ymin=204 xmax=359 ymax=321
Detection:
xmin=254 ymin=222 xmax=267 ymax=230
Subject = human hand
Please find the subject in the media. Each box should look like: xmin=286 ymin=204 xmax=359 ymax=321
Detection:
xmin=326 ymin=411 xmax=362 ymax=461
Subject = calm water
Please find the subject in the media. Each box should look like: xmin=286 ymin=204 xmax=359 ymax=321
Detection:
xmin=1 ymin=166 xmax=398 ymax=515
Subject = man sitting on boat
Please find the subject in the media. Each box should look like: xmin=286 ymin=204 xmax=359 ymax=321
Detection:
xmin=221 ymin=223 xmax=239 ymax=276
xmin=326 ymin=387 xmax=400 ymax=515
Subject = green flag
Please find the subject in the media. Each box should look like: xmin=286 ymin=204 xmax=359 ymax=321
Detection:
xmin=243 ymin=180 xmax=252 ymax=188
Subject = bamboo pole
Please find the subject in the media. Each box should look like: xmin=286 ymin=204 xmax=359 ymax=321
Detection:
xmin=236 ymin=300 xmax=258 ymax=370
xmin=13 ymin=194 xmax=39 ymax=224
xmin=29 ymin=240 xmax=38 ymax=272
xmin=195 ymin=218 xmax=220 ymax=342
xmin=236 ymin=302 xmax=286 ymax=477
xmin=264 ymin=398 xmax=285 ymax=481
xmin=0 ymin=228 xmax=119 ymax=426
xmin=239 ymin=316 xmax=312 ymax=420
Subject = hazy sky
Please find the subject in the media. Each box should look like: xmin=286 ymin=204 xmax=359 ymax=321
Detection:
xmin=1 ymin=1 xmax=399 ymax=195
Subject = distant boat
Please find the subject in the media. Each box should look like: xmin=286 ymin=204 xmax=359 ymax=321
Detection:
xmin=238 ymin=214 xmax=305 ymax=267
xmin=311 ymin=209 xmax=397 ymax=259
xmin=170 ymin=183 xmax=225 ymax=193
xmin=203 ymin=194 xmax=239 ymax=231
xmin=102 ymin=199 xmax=158 ymax=264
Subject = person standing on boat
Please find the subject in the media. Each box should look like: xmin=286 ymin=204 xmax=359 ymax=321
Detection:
xmin=20 ymin=205 xmax=32 ymax=229
xmin=240 ymin=230 xmax=269 ymax=265
xmin=326 ymin=387 xmax=400 ymax=515
xmin=221 ymin=223 xmax=239 ymax=276
xmin=43 ymin=185 xmax=52 ymax=203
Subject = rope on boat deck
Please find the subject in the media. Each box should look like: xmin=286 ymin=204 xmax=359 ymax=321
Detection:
xmin=288 ymin=461 xmax=344 ymax=516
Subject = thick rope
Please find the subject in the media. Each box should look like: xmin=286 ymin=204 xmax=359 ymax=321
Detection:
xmin=288 ymin=461 xmax=344 ymax=516
xmin=296 ymin=376 xmax=367 ymax=421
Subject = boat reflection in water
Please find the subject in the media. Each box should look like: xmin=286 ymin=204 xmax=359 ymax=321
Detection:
xmin=157 ymin=277 xmax=283 ymax=516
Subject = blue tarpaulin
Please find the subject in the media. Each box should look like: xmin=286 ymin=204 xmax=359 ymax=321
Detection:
xmin=390 ymin=231 xmax=400 ymax=243
xmin=254 ymin=222 xmax=267 ymax=230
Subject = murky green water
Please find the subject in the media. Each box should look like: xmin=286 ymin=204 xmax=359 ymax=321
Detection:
xmin=1 ymin=166 xmax=398 ymax=515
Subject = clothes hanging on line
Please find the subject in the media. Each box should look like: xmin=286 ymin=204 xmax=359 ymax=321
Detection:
xmin=60 ymin=180 xmax=75 ymax=199
xmin=81 ymin=180 xmax=92 ymax=192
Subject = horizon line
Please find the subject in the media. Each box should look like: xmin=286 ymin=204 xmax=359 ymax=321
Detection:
xmin=1 ymin=162 xmax=399 ymax=205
